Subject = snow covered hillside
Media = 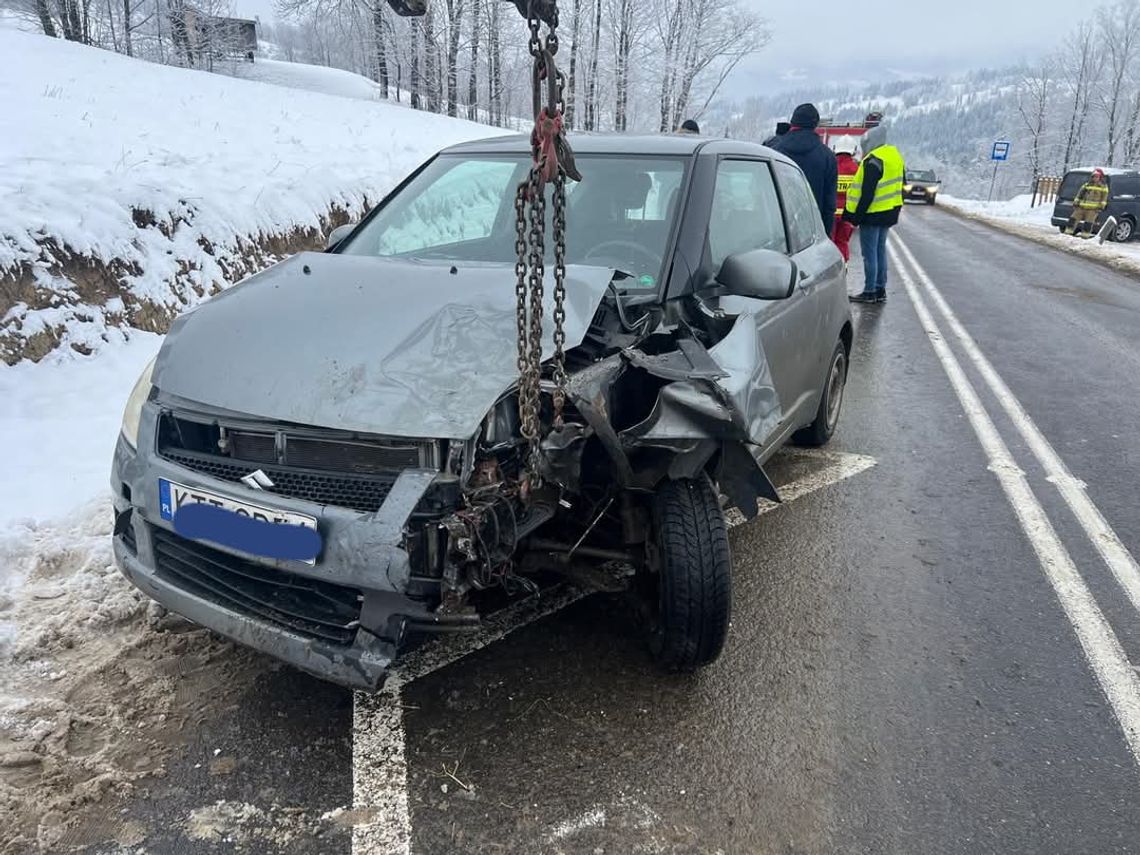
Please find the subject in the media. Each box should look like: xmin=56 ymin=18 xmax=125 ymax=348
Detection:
xmin=718 ymin=68 xmax=1028 ymax=198
xmin=213 ymin=55 xmax=388 ymax=101
xmin=0 ymin=28 xmax=505 ymax=364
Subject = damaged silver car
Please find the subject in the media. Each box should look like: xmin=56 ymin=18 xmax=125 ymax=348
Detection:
xmin=110 ymin=134 xmax=852 ymax=689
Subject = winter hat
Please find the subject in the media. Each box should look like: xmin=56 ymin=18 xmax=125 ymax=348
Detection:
xmin=861 ymin=123 xmax=888 ymax=152
xmin=680 ymin=119 xmax=700 ymax=133
xmin=790 ymin=103 xmax=820 ymax=129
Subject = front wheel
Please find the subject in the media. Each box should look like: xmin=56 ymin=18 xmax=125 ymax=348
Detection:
xmin=1112 ymin=216 xmax=1134 ymax=242
xmin=647 ymin=478 xmax=732 ymax=672
xmin=794 ymin=341 xmax=848 ymax=447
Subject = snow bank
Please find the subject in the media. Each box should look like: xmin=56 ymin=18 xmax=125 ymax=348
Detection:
xmin=0 ymin=28 xmax=508 ymax=362
xmin=939 ymin=194 xmax=1140 ymax=277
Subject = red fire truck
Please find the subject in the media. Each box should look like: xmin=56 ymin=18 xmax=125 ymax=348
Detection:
xmin=815 ymin=111 xmax=883 ymax=151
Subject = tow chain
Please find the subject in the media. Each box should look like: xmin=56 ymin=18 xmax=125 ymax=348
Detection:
xmin=514 ymin=0 xmax=579 ymax=480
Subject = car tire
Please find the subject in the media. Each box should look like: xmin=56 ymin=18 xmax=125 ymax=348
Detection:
xmin=1112 ymin=216 xmax=1135 ymax=242
xmin=794 ymin=341 xmax=848 ymax=447
xmin=928 ymin=196 xmax=937 ymax=205
xmin=648 ymin=477 xmax=731 ymax=672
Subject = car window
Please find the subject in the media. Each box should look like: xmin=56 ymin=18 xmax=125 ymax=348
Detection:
xmin=1110 ymin=174 xmax=1140 ymax=196
xmin=708 ymin=159 xmax=787 ymax=268
xmin=1059 ymin=171 xmax=1090 ymax=201
xmin=372 ymin=159 xmax=519 ymax=256
xmin=774 ymin=162 xmax=826 ymax=253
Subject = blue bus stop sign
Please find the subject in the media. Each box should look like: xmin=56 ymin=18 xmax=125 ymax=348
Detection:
xmin=992 ymin=141 xmax=1011 ymax=161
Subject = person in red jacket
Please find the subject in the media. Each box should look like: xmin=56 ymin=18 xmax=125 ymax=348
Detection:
xmin=832 ymin=137 xmax=860 ymax=262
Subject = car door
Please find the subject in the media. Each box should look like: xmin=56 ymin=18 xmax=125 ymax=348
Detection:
xmin=1109 ymin=173 xmax=1140 ymax=226
xmin=771 ymin=160 xmax=845 ymax=417
xmin=706 ymin=158 xmax=819 ymax=433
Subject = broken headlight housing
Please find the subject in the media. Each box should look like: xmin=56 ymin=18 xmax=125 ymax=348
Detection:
xmin=120 ymin=357 xmax=156 ymax=449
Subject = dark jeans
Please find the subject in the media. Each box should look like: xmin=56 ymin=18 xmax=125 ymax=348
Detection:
xmin=859 ymin=224 xmax=891 ymax=294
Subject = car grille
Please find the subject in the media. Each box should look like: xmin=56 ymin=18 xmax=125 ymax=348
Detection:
xmin=157 ymin=412 xmax=436 ymax=513
xmin=151 ymin=527 xmax=362 ymax=646
xmin=161 ymin=450 xmax=399 ymax=513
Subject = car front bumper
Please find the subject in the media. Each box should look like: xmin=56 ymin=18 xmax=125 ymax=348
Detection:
xmin=110 ymin=405 xmax=453 ymax=691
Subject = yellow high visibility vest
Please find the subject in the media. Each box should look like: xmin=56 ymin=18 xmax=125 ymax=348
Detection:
xmin=845 ymin=145 xmax=905 ymax=214
xmin=1075 ymin=182 xmax=1108 ymax=210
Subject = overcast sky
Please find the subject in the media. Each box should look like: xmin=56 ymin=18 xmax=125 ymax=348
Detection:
xmin=233 ymin=0 xmax=1091 ymax=97
xmin=728 ymin=0 xmax=1090 ymax=96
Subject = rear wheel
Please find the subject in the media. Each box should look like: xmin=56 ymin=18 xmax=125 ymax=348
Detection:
xmin=794 ymin=341 xmax=848 ymax=447
xmin=647 ymin=477 xmax=732 ymax=672
xmin=1112 ymin=216 xmax=1135 ymax=242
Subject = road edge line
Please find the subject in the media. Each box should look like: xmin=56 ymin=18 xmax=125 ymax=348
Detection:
xmin=893 ymin=234 xmax=1140 ymax=619
xmin=890 ymin=241 xmax=1140 ymax=766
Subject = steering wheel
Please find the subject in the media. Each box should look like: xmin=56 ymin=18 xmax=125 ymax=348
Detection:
xmin=584 ymin=240 xmax=660 ymax=274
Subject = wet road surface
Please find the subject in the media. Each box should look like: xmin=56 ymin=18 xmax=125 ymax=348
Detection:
xmin=46 ymin=206 xmax=1140 ymax=853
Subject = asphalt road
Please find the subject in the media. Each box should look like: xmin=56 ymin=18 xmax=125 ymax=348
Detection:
xmin=54 ymin=205 xmax=1140 ymax=854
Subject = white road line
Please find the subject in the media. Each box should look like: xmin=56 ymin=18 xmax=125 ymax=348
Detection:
xmin=351 ymin=448 xmax=877 ymax=854
xmin=893 ymin=235 xmax=1140 ymax=619
xmin=890 ymin=241 xmax=1140 ymax=765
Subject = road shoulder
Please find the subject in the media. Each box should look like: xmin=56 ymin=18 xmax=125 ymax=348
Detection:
xmin=934 ymin=198 xmax=1140 ymax=280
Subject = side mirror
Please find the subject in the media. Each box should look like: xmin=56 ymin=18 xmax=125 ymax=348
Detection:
xmin=325 ymin=222 xmax=356 ymax=251
xmin=715 ymin=249 xmax=797 ymax=300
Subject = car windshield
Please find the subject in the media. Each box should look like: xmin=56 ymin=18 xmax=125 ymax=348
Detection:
xmin=340 ymin=153 xmax=689 ymax=289
xmin=906 ymin=170 xmax=937 ymax=182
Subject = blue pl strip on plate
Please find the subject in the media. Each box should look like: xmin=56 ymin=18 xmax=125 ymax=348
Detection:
xmin=173 ymin=503 xmax=322 ymax=563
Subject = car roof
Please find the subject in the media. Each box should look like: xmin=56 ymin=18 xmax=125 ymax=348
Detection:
xmin=440 ymin=132 xmax=781 ymax=160
xmin=1067 ymin=166 xmax=1138 ymax=176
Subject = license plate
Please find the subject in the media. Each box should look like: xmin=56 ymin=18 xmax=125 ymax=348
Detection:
xmin=158 ymin=479 xmax=319 ymax=563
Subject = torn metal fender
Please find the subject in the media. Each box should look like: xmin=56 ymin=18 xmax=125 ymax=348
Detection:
xmin=718 ymin=442 xmax=781 ymax=519
xmin=621 ymin=316 xmax=783 ymax=446
xmin=565 ymin=356 xmax=635 ymax=486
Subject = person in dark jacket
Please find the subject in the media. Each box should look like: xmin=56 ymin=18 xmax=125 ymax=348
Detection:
xmin=677 ymin=119 xmax=700 ymax=134
xmin=772 ymin=104 xmax=837 ymax=231
xmin=762 ymin=121 xmax=790 ymax=147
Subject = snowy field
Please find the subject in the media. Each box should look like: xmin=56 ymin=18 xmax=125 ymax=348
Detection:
xmin=0 ymin=30 xmax=505 ymax=845
xmin=939 ymin=193 xmax=1140 ymax=276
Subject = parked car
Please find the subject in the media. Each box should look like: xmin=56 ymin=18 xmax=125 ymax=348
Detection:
xmin=903 ymin=169 xmax=940 ymax=204
xmin=111 ymin=134 xmax=852 ymax=690
xmin=1051 ymin=167 xmax=1140 ymax=242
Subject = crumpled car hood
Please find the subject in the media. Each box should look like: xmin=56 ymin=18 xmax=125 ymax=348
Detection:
xmin=154 ymin=253 xmax=615 ymax=439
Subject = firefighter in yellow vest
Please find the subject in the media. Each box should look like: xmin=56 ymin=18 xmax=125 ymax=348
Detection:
xmin=843 ymin=124 xmax=905 ymax=304
xmin=1065 ymin=169 xmax=1109 ymax=237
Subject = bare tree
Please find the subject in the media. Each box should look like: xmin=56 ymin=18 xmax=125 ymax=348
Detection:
xmin=466 ymin=0 xmax=481 ymax=119
xmin=487 ymin=0 xmax=503 ymax=124
xmin=583 ymin=0 xmax=601 ymax=129
xmin=443 ymin=0 xmax=463 ymax=116
xmin=565 ymin=0 xmax=582 ymax=127
xmin=1097 ymin=0 xmax=1140 ymax=165
xmin=1059 ymin=22 xmax=1101 ymax=171
xmin=1017 ymin=58 xmax=1055 ymax=179
xmin=611 ymin=0 xmax=633 ymax=130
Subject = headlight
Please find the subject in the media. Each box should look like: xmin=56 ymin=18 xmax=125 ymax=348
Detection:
xmin=120 ymin=357 xmax=156 ymax=448
xmin=904 ymin=184 xmax=913 ymax=193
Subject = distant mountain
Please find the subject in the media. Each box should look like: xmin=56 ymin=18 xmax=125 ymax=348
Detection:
xmin=712 ymin=67 xmax=1035 ymax=199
